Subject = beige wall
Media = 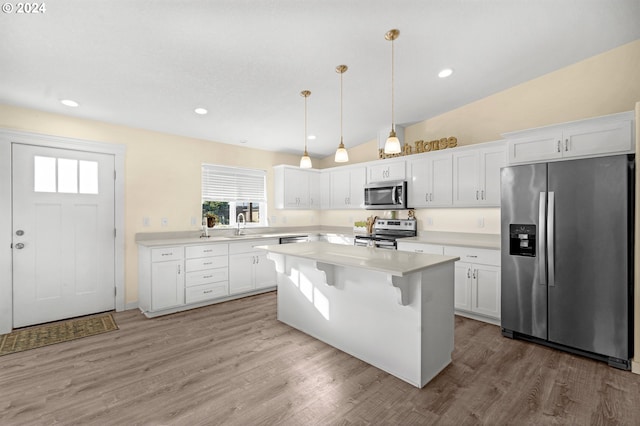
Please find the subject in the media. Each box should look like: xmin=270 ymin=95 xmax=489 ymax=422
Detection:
xmin=0 ymin=105 xmax=321 ymax=304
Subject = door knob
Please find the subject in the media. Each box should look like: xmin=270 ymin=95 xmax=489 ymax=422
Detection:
xmin=15 ymin=243 xmax=25 ymax=249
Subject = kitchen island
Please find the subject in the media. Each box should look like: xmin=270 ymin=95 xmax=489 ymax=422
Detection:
xmin=257 ymin=241 xmax=459 ymax=388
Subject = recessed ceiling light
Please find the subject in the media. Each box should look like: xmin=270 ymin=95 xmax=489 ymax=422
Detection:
xmin=194 ymin=107 xmax=208 ymax=115
xmin=307 ymin=135 xmax=316 ymax=140
xmin=60 ymin=99 xmax=79 ymax=107
xmin=438 ymin=68 xmax=454 ymax=78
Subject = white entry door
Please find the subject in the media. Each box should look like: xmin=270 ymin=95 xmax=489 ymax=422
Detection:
xmin=12 ymin=143 xmax=115 ymax=328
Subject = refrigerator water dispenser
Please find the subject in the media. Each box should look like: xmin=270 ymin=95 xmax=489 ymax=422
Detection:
xmin=509 ymin=224 xmax=536 ymax=257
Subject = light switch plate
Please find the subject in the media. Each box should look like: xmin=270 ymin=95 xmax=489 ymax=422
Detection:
xmin=161 ymin=217 xmax=168 ymax=227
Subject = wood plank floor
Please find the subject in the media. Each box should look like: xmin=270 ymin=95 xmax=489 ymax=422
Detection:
xmin=1 ymin=291 xmax=639 ymax=425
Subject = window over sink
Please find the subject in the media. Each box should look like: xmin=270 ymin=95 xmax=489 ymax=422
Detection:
xmin=201 ymin=164 xmax=267 ymax=227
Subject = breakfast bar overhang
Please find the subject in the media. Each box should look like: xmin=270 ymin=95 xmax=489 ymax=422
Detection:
xmin=257 ymin=241 xmax=459 ymax=388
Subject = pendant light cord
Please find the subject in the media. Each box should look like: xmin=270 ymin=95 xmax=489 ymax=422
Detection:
xmin=391 ymin=37 xmax=395 ymax=133
xmin=340 ymin=70 xmax=343 ymax=142
xmin=304 ymin=94 xmax=308 ymax=152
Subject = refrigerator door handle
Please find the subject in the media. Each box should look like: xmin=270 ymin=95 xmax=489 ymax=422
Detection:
xmin=547 ymin=191 xmax=555 ymax=287
xmin=538 ymin=192 xmax=547 ymax=285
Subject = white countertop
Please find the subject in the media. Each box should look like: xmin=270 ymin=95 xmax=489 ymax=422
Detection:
xmin=135 ymin=232 xmax=314 ymax=247
xmin=257 ymin=241 xmax=459 ymax=277
xmin=403 ymin=232 xmax=501 ymax=250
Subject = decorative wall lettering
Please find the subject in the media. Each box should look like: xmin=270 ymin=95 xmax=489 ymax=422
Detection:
xmin=379 ymin=136 xmax=457 ymax=159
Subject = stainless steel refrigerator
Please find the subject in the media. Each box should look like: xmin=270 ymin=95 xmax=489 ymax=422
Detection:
xmin=500 ymin=154 xmax=634 ymax=369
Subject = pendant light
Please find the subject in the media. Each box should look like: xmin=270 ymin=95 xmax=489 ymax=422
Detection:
xmin=299 ymin=90 xmax=312 ymax=169
xmin=334 ymin=64 xmax=349 ymax=163
xmin=384 ymin=29 xmax=401 ymax=154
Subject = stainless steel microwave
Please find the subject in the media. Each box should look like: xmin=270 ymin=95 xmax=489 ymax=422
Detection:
xmin=364 ymin=181 xmax=408 ymax=210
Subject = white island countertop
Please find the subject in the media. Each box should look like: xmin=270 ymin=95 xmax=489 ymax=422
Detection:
xmin=257 ymin=241 xmax=459 ymax=277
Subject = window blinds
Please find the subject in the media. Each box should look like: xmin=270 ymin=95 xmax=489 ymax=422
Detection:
xmin=202 ymin=164 xmax=266 ymax=202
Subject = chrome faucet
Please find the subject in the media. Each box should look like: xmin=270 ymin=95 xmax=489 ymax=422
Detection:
xmin=200 ymin=217 xmax=209 ymax=238
xmin=236 ymin=213 xmax=245 ymax=235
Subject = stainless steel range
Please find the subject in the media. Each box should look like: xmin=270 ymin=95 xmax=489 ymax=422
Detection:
xmin=354 ymin=219 xmax=417 ymax=250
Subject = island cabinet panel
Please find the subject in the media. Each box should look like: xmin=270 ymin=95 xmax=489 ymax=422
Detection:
xmin=506 ymin=111 xmax=634 ymax=165
xmin=444 ymin=245 xmax=501 ymax=323
xmin=266 ymin=244 xmax=457 ymax=389
xmin=228 ymin=238 xmax=278 ymax=295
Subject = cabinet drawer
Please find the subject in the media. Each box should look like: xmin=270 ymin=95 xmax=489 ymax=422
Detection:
xmin=397 ymin=242 xmax=444 ymax=255
xmin=185 ymin=282 xmax=229 ymax=303
xmin=185 ymin=268 xmax=229 ymax=287
xmin=151 ymin=246 xmax=183 ymax=262
xmin=444 ymin=246 xmax=500 ymax=266
xmin=229 ymin=238 xmax=279 ymax=254
xmin=185 ymin=256 xmax=227 ymax=272
xmin=186 ymin=244 xmax=228 ymax=258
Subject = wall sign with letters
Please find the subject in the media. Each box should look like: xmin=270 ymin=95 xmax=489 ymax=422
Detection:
xmin=378 ymin=136 xmax=458 ymax=159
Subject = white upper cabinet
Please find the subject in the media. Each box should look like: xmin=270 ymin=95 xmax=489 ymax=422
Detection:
xmin=308 ymin=170 xmax=321 ymax=209
xmin=330 ymin=166 xmax=366 ymax=209
xmin=408 ymin=152 xmax=453 ymax=208
xmin=367 ymin=160 xmax=406 ymax=184
xmin=506 ymin=111 xmax=634 ymax=165
xmin=452 ymin=143 xmax=506 ymax=207
xmin=274 ymin=165 xmax=314 ymax=209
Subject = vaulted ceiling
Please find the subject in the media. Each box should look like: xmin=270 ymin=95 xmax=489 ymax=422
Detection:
xmin=2 ymin=0 xmax=639 ymax=157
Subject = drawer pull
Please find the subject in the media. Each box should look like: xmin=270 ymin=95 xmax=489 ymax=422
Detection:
xmin=161 ymin=253 xmax=171 ymax=256
xmin=466 ymin=255 xmax=478 ymax=258
xmin=203 ymin=275 xmax=213 ymax=279
xmin=415 ymin=249 xmax=423 ymax=253
xmin=203 ymin=262 xmax=212 ymax=265
xmin=203 ymin=290 xmax=213 ymax=294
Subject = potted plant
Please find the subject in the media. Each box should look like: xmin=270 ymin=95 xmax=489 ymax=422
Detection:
xmin=205 ymin=212 xmax=218 ymax=228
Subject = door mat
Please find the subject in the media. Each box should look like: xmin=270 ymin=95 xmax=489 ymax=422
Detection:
xmin=0 ymin=313 xmax=118 ymax=356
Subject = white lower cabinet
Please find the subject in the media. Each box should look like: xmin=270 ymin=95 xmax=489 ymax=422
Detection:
xmin=396 ymin=241 xmax=443 ymax=255
xmin=138 ymin=238 xmax=278 ymax=317
xmin=444 ymin=246 xmax=501 ymax=322
xmin=138 ymin=246 xmax=185 ymax=313
xmin=397 ymin=241 xmax=501 ymax=324
xmin=151 ymin=257 xmax=185 ymax=311
xmin=229 ymin=239 xmax=278 ymax=294
xmin=185 ymin=244 xmax=229 ymax=304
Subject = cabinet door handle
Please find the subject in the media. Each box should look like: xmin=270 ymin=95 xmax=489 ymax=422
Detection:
xmin=430 ymin=193 xmax=433 ymax=202
xmin=481 ymin=190 xmax=485 ymax=200
xmin=476 ymin=190 xmax=479 ymax=200
xmin=564 ymin=138 xmax=569 ymax=151
xmin=425 ymin=193 xmax=428 ymax=202
xmin=255 ymin=256 xmax=259 ymax=264
xmin=177 ymin=264 xmax=181 ymax=274
xmin=467 ymin=268 xmax=471 ymax=278
xmin=557 ymin=140 xmax=561 ymax=153
xmin=472 ymin=269 xmax=477 ymax=279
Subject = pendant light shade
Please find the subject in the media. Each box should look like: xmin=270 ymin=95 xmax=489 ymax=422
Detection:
xmin=334 ymin=65 xmax=349 ymax=163
xmin=384 ymin=29 xmax=401 ymax=154
xmin=299 ymin=90 xmax=312 ymax=169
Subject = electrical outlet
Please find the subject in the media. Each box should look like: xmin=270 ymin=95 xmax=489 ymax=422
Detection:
xmin=426 ymin=217 xmax=433 ymax=226
xmin=190 ymin=216 xmax=197 ymax=226
xmin=143 ymin=217 xmax=150 ymax=227
xmin=161 ymin=217 xmax=169 ymax=227
xmin=477 ymin=217 xmax=485 ymax=228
